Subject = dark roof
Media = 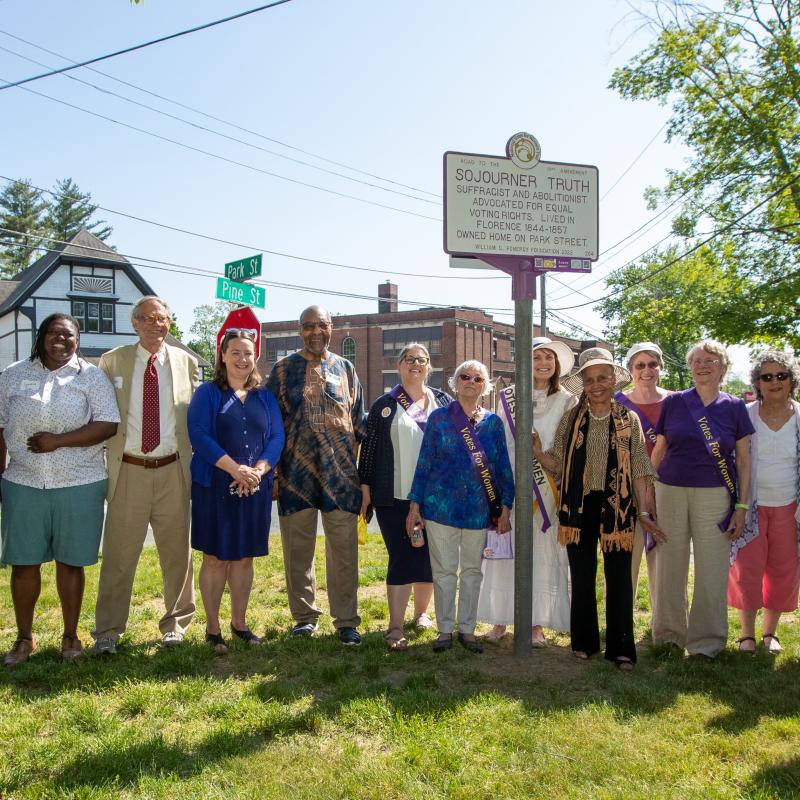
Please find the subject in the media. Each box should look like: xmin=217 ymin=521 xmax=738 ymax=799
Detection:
xmin=0 ymin=229 xmax=154 ymax=316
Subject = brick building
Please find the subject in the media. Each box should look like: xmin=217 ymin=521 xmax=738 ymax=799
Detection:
xmin=259 ymin=282 xmax=607 ymax=405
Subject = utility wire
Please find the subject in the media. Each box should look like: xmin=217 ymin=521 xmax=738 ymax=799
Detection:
xmin=599 ymin=123 xmax=667 ymax=202
xmin=0 ymin=27 xmax=440 ymax=199
xmin=0 ymin=0 xmax=296 ymax=91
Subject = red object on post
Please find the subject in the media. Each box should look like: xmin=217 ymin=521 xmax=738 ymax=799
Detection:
xmin=216 ymin=306 xmax=261 ymax=359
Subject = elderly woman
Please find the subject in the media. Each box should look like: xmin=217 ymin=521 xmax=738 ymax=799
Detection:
xmin=535 ymin=348 xmax=663 ymax=670
xmin=0 ymin=314 xmax=119 ymax=665
xmin=479 ymin=337 xmax=576 ymax=645
xmin=358 ymin=344 xmax=452 ymax=650
xmin=729 ymin=351 xmax=800 ymax=653
xmin=651 ymin=340 xmax=754 ymax=659
xmin=188 ymin=330 xmax=284 ymax=654
xmin=407 ymin=360 xmax=514 ymax=654
xmin=616 ymin=342 xmax=672 ymax=608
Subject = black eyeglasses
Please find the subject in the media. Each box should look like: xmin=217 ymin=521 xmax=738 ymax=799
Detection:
xmin=760 ymin=372 xmax=790 ymax=382
xmin=402 ymin=355 xmax=429 ymax=365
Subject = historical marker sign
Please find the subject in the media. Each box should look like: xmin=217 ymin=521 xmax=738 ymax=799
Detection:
xmin=216 ymin=277 xmax=265 ymax=309
xmin=225 ymin=253 xmax=262 ymax=282
xmin=444 ymin=151 xmax=598 ymax=265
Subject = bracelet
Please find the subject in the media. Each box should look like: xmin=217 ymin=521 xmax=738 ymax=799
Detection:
xmin=639 ymin=511 xmax=652 ymax=519
xmin=735 ymin=502 xmax=750 ymax=510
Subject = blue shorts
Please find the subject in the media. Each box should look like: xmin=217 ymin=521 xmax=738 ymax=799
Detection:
xmin=1 ymin=478 xmax=107 ymax=567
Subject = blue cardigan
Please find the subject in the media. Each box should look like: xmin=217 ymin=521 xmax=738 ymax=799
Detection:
xmin=187 ymin=382 xmax=285 ymax=488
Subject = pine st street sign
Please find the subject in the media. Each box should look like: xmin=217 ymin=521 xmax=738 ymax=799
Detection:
xmin=224 ymin=254 xmax=262 ymax=281
xmin=216 ymin=277 xmax=265 ymax=309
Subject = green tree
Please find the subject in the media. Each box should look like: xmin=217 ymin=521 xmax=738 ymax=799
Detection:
xmin=187 ymin=301 xmax=237 ymax=365
xmin=45 ymin=178 xmax=112 ymax=243
xmin=0 ymin=179 xmax=48 ymax=277
xmin=609 ymin=0 xmax=800 ymax=344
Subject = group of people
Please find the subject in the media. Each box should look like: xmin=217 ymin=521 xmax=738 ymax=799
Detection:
xmin=1 ymin=296 xmax=798 ymax=673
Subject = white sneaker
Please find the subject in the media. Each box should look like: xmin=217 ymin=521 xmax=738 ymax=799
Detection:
xmin=161 ymin=631 xmax=184 ymax=647
xmin=93 ymin=637 xmax=117 ymax=655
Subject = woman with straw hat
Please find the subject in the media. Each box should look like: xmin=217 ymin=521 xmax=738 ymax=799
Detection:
xmin=535 ymin=348 xmax=664 ymax=670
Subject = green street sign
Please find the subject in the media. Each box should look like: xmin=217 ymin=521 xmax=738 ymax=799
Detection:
xmin=216 ymin=277 xmax=265 ymax=309
xmin=224 ymin=253 xmax=262 ymax=281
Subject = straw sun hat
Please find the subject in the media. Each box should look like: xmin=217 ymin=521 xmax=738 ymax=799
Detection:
xmin=560 ymin=347 xmax=632 ymax=395
xmin=532 ymin=337 xmax=575 ymax=376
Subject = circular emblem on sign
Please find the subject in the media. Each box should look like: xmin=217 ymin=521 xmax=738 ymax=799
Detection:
xmin=506 ymin=132 xmax=541 ymax=169
xmin=381 ymin=406 xmax=392 ymax=418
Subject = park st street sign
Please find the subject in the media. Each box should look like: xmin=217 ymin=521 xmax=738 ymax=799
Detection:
xmin=225 ymin=253 xmax=262 ymax=281
xmin=216 ymin=276 xmax=265 ymax=309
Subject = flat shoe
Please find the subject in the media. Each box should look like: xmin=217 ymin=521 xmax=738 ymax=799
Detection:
xmin=61 ymin=635 xmax=83 ymax=662
xmin=484 ymin=626 xmax=506 ymax=642
xmin=761 ymin=633 xmax=782 ymax=653
xmin=457 ymin=633 xmax=483 ymax=654
xmin=573 ymin=650 xmax=589 ymax=660
xmin=384 ymin=627 xmax=408 ymax=651
xmin=413 ymin=613 xmax=434 ymax=630
xmin=205 ymin=631 xmax=229 ymax=655
xmin=231 ymin=626 xmax=263 ymax=646
xmin=432 ymin=636 xmax=453 ymax=653
xmin=737 ymin=636 xmax=757 ymax=654
xmin=3 ymin=638 xmax=36 ymax=667
xmin=615 ymin=657 xmax=634 ymax=672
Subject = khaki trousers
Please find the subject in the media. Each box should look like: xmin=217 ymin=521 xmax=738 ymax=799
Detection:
xmin=425 ymin=520 xmax=486 ymax=635
xmin=93 ymin=461 xmax=195 ymax=641
xmin=279 ymin=508 xmax=360 ymax=629
xmin=652 ymin=482 xmax=730 ymax=657
xmin=631 ymin=522 xmax=658 ymax=617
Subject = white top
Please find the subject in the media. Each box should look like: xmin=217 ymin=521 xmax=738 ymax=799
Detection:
xmin=123 ymin=344 xmax=177 ymax=457
xmin=390 ymin=387 xmax=436 ymax=500
xmin=756 ymin=415 xmax=798 ymax=507
xmin=0 ymin=355 xmax=120 ymax=489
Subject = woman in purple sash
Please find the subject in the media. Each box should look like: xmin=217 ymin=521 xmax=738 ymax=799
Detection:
xmin=651 ymin=340 xmax=753 ymax=659
xmin=728 ymin=351 xmax=800 ymax=653
xmin=407 ymin=360 xmax=514 ymax=654
xmin=616 ymin=342 xmax=672 ymax=611
xmin=358 ymin=344 xmax=451 ymax=651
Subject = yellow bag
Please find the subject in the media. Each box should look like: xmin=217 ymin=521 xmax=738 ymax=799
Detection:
xmin=357 ymin=514 xmax=368 ymax=545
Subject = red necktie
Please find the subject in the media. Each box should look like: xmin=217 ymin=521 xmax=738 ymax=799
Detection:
xmin=141 ymin=353 xmax=160 ymax=454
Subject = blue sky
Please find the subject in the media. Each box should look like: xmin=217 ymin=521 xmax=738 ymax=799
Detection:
xmin=0 ymin=0 xmax=695 ymax=359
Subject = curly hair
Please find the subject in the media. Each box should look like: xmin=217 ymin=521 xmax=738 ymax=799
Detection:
xmin=750 ymin=350 xmax=799 ymax=400
xmin=448 ymin=359 xmax=493 ymax=398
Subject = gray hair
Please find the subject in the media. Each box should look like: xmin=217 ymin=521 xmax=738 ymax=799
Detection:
xmin=750 ymin=350 xmax=800 ymax=400
xmin=448 ymin=359 xmax=492 ymax=397
xmin=687 ymin=339 xmax=731 ymax=380
xmin=131 ymin=295 xmax=171 ymax=321
xmin=397 ymin=342 xmax=431 ymax=364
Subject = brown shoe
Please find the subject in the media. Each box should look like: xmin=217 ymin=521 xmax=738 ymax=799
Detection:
xmin=61 ymin=635 xmax=83 ymax=662
xmin=3 ymin=638 xmax=36 ymax=667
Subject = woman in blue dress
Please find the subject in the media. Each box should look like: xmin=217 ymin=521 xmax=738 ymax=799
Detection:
xmin=188 ymin=330 xmax=284 ymax=654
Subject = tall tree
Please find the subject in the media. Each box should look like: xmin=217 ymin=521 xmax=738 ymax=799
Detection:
xmin=187 ymin=301 xmax=237 ymax=365
xmin=45 ymin=178 xmax=112 ymax=243
xmin=0 ymin=179 xmax=48 ymax=277
xmin=609 ymin=0 xmax=800 ymax=344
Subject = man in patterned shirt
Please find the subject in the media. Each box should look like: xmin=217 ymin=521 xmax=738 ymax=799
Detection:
xmin=267 ymin=305 xmax=367 ymax=645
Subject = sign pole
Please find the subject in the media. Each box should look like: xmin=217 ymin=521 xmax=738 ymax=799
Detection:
xmin=540 ymin=273 xmax=547 ymax=338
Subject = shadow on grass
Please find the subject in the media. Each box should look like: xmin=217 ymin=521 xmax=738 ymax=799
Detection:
xmin=746 ymin=756 xmax=800 ymax=797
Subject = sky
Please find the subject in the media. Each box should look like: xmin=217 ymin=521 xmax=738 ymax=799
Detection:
xmin=2 ymin=0 xmax=744 ymax=373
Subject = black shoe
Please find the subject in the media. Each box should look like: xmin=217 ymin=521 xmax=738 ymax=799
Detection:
xmin=231 ymin=625 xmax=263 ymax=646
xmin=338 ymin=627 xmax=362 ymax=646
xmin=457 ymin=633 xmax=483 ymax=654
xmin=291 ymin=622 xmax=318 ymax=637
xmin=432 ymin=635 xmax=453 ymax=653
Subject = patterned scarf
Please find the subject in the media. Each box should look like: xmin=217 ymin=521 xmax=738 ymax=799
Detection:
xmin=557 ymin=398 xmax=637 ymax=552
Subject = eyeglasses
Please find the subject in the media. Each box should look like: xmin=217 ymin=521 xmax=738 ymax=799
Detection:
xmin=760 ymin=371 xmax=790 ymax=382
xmin=459 ymin=373 xmax=484 ymax=384
xmin=402 ymin=355 xmax=429 ymax=365
xmin=692 ymin=358 xmax=721 ymax=367
xmin=632 ymin=361 xmax=660 ymax=370
xmin=140 ymin=313 xmax=171 ymax=325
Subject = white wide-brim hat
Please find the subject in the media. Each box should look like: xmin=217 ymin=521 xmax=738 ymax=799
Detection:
xmin=532 ymin=337 xmax=575 ymax=376
xmin=624 ymin=341 xmax=663 ymax=368
xmin=561 ymin=347 xmax=632 ymax=395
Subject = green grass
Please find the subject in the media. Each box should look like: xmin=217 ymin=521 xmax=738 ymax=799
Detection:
xmin=1 ymin=534 xmax=799 ymax=799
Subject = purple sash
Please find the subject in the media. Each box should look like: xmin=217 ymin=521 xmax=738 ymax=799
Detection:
xmin=389 ymin=384 xmax=428 ymax=432
xmin=681 ymin=388 xmax=737 ymax=532
xmin=449 ymin=401 xmax=503 ymax=525
xmin=499 ymin=388 xmax=552 ymax=532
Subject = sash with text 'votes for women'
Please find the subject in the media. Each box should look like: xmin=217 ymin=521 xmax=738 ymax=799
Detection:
xmin=498 ymin=384 xmax=558 ymax=533
xmin=389 ymin=384 xmax=428 ymax=432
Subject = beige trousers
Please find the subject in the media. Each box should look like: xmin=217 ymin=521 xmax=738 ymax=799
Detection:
xmin=652 ymin=482 xmax=731 ymax=657
xmin=631 ymin=522 xmax=658 ymax=616
xmin=425 ymin=520 xmax=486 ymax=635
xmin=93 ymin=461 xmax=195 ymax=641
xmin=279 ymin=508 xmax=360 ymax=629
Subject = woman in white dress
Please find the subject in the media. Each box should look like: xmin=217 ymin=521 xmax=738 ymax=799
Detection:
xmin=478 ymin=337 xmax=576 ymax=645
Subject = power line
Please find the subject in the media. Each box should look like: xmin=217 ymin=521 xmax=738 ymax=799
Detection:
xmin=0 ymin=28 xmax=441 ymax=199
xmin=0 ymin=41 xmax=438 ymax=206
xmin=0 ymin=0 xmax=296 ymax=91
xmin=599 ymin=123 xmax=667 ymax=202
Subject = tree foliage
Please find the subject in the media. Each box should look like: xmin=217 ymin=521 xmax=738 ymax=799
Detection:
xmin=187 ymin=301 xmax=237 ymax=365
xmin=46 ymin=178 xmax=112 ymax=243
xmin=0 ymin=179 xmax=48 ymax=278
xmin=609 ymin=0 xmax=800 ymax=344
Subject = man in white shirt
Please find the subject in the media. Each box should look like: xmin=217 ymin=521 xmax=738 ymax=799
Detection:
xmin=92 ymin=296 xmax=199 ymax=653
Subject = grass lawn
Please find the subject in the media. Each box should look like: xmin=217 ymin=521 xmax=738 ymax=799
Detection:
xmin=1 ymin=533 xmax=799 ymax=799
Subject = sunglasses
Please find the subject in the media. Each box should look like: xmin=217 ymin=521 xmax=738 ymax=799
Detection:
xmin=402 ymin=355 xmax=429 ymax=365
xmin=223 ymin=328 xmax=257 ymax=341
xmin=633 ymin=361 xmax=660 ymax=370
xmin=459 ymin=373 xmax=484 ymax=384
xmin=760 ymin=372 xmax=790 ymax=382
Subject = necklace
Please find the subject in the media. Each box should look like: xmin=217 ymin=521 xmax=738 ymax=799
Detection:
xmin=467 ymin=407 xmax=483 ymax=425
xmin=588 ymin=408 xmax=610 ymax=421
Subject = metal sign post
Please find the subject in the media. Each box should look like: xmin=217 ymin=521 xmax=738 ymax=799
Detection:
xmin=444 ymin=133 xmax=598 ymax=658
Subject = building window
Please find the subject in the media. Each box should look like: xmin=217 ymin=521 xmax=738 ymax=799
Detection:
xmin=341 ymin=336 xmax=356 ymax=366
xmin=266 ymin=335 xmax=303 ymax=362
xmin=383 ymin=325 xmax=442 ymax=358
xmin=72 ymin=300 xmax=114 ymax=333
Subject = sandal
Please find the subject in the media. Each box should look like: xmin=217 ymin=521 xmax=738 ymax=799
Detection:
xmin=61 ymin=635 xmax=83 ymax=662
xmin=231 ymin=625 xmax=263 ymax=646
xmin=432 ymin=635 xmax=453 ymax=653
xmin=615 ymin=657 xmax=634 ymax=672
xmin=205 ymin=631 xmax=229 ymax=655
xmin=384 ymin=627 xmax=408 ymax=651
xmin=761 ymin=633 xmax=782 ymax=653
xmin=573 ymin=650 xmax=589 ymax=660
xmin=457 ymin=633 xmax=483 ymax=654
xmin=484 ymin=625 xmax=507 ymax=642
xmin=737 ymin=636 xmax=757 ymax=654
xmin=3 ymin=637 xmax=36 ymax=667
xmin=413 ymin=613 xmax=434 ymax=630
